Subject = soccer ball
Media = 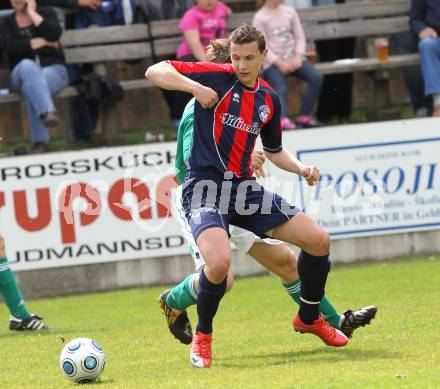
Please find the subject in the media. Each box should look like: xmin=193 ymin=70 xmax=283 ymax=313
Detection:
xmin=59 ymin=338 xmax=106 ymax=384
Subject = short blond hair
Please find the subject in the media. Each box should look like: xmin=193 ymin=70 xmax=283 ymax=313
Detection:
xmin=206 ymin=38 xmax=231 ymax=63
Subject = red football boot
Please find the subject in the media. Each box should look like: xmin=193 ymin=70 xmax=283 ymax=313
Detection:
xmin=293 ymin=314 xmax=348 ymax=347
xmin=190 ymin=331 xmax=212 ymax=368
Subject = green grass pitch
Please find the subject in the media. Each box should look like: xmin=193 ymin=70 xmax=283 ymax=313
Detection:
xmin=0 ymin=256 xmax=439 ymax=388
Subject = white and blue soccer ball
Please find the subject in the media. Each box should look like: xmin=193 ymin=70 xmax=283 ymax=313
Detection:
xmin=60 ymin=338 xmax=106 ymax=384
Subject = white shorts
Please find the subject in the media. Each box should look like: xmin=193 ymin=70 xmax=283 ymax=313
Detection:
xmin=175 ymin=186 xmax=283 ymax=270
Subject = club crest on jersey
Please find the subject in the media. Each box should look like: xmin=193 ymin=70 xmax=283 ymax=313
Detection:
xmin=258 ymin=105 xmax=270 ymax=122
xmin=232 ymin=93 xmax=240 ymax=103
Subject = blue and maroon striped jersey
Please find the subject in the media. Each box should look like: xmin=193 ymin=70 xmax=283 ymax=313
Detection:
xmin=168 ymin=61 xmax=282 ymax=178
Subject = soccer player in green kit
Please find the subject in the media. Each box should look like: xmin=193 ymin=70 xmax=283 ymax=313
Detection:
xmin=0 ymin=234 xmax=47 ymax=330
xmin=158 ymin=38 xmax=376 ymax=347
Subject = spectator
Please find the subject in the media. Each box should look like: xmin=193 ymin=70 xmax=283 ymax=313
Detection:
xmin=0 ymin=0 xmax=68 ymax=153
xmin=253 ymin=0 xmax=323 ymax=129
xmin=37 ymin=0 xmax=104 ymax=145
xmin=173 ymin=0 xmax=232 ymax=127
xmin=392 ymin=30 xmax=432 ymax=117
xmin=312 ymin=0 xmax=358 ymax=125
xmin=410 ymin=0 xmax=440 ymax=117
xmin=177 ymin=0 xmax=231 ymax=62
xmin=39 ymin=1 xmax=135 ymax=145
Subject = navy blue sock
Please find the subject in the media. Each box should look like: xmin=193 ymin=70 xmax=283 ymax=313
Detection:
xmin=196 ymin=269 xmax=227 ymax=334
xmin=297 ymin=250 xmax=331 ymax=324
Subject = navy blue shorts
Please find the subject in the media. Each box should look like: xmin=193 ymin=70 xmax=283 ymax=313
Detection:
xmin=181 ymin=168 xmax=301 ymax=242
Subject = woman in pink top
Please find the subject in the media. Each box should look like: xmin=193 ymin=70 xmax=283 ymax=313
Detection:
xmin=177 ymin=0 xmax=232 ymax=61
xmin=253 ymin=0 xmax=323 ymax=129
xmin=173 ymin=0 xmax=232 ymax=123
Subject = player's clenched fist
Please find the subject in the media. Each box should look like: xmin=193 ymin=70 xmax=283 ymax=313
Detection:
xmin=193 ymin=84 xmax=218 ymax=108
xmin=251 ymin=150 xmax=265 ymax=169
xmin=301 ymin=166 xmax=320 ymax=186
xmin=251 ymin=150 xmax=266 ymax=178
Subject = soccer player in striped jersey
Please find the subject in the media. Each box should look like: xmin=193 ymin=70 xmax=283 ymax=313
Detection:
xmin=0 ymin=235 xmax=47 ymax=330
xmin=146 ymin=25 xmax=355 ymax=367
xmin=158 ymin=38 xmax=376 ymax=349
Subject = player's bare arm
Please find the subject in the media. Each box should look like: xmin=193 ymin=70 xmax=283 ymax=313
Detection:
xmin=145 ymin=61 xmax=218 ymax=108
xmin=265 ymin=149 xmax=320 ymax=186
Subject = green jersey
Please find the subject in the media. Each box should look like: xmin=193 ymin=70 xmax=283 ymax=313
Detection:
xmin=175 ymin=98 xmax=195 ymax=184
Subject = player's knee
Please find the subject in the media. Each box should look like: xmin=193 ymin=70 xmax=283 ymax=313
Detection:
xmin=309 ymin=228 xmax=330 ymax=256
xmin=208 ymin=254 xmax=231 ymax=278
xmin=210 ymin=262 xmax=230 ymax=278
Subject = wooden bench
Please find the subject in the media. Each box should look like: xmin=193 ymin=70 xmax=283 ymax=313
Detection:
xmin=0 ymin=0 xmax=417 ymax=143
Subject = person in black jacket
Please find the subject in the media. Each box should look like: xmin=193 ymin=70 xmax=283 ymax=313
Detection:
xmin=0 ymin=0 xmax=68 ymax=153
xmin=410 ymin=0 xmax=440 ymax=116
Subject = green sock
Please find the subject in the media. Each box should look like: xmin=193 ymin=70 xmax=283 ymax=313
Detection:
xmin=166 ymin=273 xmax=198 ymax=311
xmin=319 ymin=296 xmax=342 ymax=329
xmin=283 ymin=279 xmax=301 ymax=305
xmin=283 ymin=279 xmax=342 ymax=328
xmin=0 ymin=257 xmax=30 ymax=318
